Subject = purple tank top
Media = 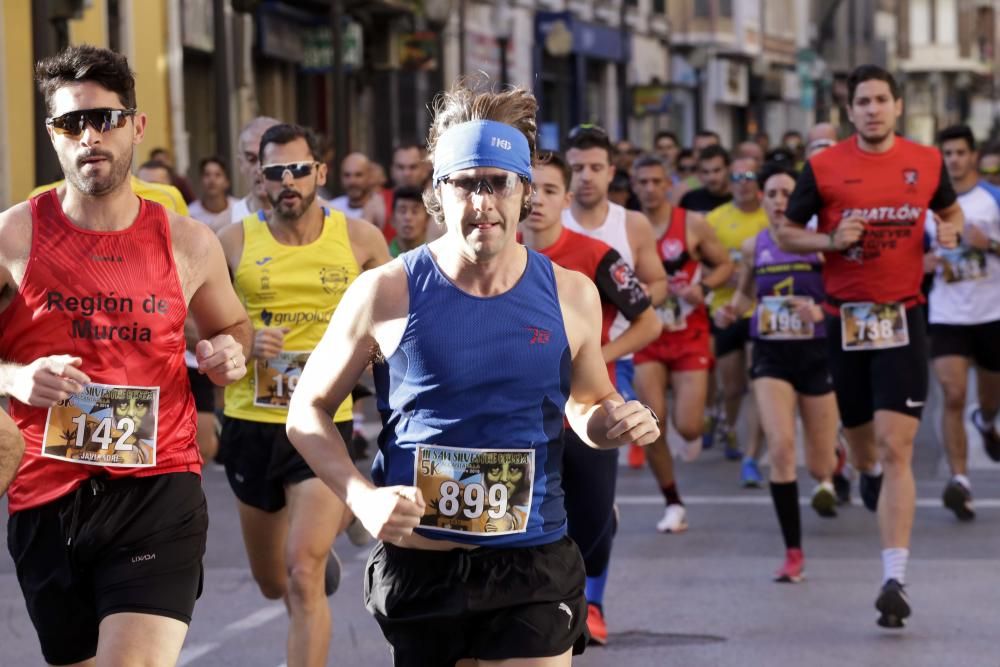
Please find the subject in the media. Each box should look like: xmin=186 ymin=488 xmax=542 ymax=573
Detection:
xmin=750 ymin=229 xmax=827 ymax=339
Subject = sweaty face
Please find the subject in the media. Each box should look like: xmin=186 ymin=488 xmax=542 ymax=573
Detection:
xmin=698 ymin=156 xmax=729 ymax=195
xmin=392 ymin=147 xmax=427 ymax=188
xmin=633 ymin=165 xmax=671 ymax=211
xmin=566 ymin=147 xmax=614 ymax=209
xmin=48 ymin=82 xmax=142 ymax=197
xmin=261 ymin=138 xmax=325 ymax=222
xmin=526 ymin=163 xmax=570 ymax=234
xmin=437 ymin=166 xmax=526 ymax=261
xmin=847 ymin=79 xmax=902 ymax=145
xmin=201 ymin=162 xmax=230 ymax=198
xmin=762 ymin=173 xmax=795 ymax=228
xmin=392 ymin=199 xmax=429 ymax=242
xmin=941 ymin=139 xmax=975 ymax=183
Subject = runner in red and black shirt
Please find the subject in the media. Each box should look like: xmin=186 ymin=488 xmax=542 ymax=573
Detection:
xmin=781 ymin=65 xmax=962 ymax=629
xmin=631 ymin=154 xmax=733 ymax=535
xmin=523 ymin=151 xmax=660 ymax=645
xmin=0 ymin=46 xmax=252 ymax=665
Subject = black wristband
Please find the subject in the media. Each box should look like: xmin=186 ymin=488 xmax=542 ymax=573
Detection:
xmin=642 ymin=403 xmax=661 ymax=426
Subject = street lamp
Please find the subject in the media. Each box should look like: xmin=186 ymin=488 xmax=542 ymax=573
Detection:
xmin=493 ymin=0 xmax=513 ymax=87
xmin=423 ymin=0 xmax=453 ymax=24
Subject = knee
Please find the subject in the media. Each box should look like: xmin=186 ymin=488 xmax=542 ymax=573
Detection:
xmin=768 ymin=439 xmax=796 ymax=473
xmin=675 ymin=417 xmax=703 ymax=442
xmin=941 ymin=383 xmax=967 ymax=411
xmin=878 ymin=434 xmax=912 ymax=467
xmin=256 ymin=576 xmax=286 ymax=601
xmin=285 ymin=555 xmax=326 ymax=607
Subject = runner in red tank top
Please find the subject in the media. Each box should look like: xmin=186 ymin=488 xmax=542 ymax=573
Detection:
xmin=523 ymin=152 xmax=659 ymax=645
xmin=781 ymin=65 xmax=962 ymax=628
xmin=631 ymin=154 xmax=733 ymax=535
xmin=0 ymin=46 xmax=252 ymax=666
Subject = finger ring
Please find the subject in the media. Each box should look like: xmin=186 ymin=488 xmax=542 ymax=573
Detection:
xmin=230 ymin=356 xmax=238 ymax=369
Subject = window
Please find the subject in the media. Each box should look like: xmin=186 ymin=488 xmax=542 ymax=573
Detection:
xmin=653 ymin=0 xmax=666 ymax=12
xmin=694 ymin=0 xmax=711 ymax=18
xmin=719 ymin=0 xmax=733 ymax=17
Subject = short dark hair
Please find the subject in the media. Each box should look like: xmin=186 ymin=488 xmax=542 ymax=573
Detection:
xmin=781 ymin=130 xmax=802 ymax=141
xmin=632 ymin=154 xmax=670 ymax=175
xmin=150 ymin=147 xmax=169 ymax=159
xmin=937 ymin=124 xmax=976 ymax=151
xmin=609 ymin=171 xmax=631 ymax=192
xmin=654 ymin=130 xmax=679 ymax=145
xmin=35 ymin=45 xmax=136 ymax=115
xmin=697 ymin=144 xmax=730 ymax=166
xmin=138 ymin=160 xmax=171 ymax=176
xmin=847 ymin=64 xmax=900 ymax=105
xmin=766 ymin=147 xmax=796 ymax=165
xmin=392 ymin=186 xmax=426 ymax=212
xmin=757 ymin=161 xmax=798 ymax=190
xmin=677 ymin=148 xmax=695 ymax=163
xmin=199 ymin=156 xmax=230 ymax=178
xmin=393 ymin=142 xmax=426 ymax=157
xmin=258 ymin=124 xmax=322 ymax=163
xmin=534 ymin=150 xmax=571 ymax=190
xmin=695 ymin=129 xmax=721 ymax=143
xmin=565 ymin=126 xmax=614 ymax=162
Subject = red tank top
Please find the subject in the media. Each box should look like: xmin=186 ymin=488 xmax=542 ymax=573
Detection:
xmin=656 ymin=207 xmax=709 ymax=332
xmin=0 ymin=191 xmax=200 ymax=514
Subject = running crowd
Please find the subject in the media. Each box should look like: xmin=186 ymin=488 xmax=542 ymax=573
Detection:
xmin=0 ymin=44 xmax=997 ymax=667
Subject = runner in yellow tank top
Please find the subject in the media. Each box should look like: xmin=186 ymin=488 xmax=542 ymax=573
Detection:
xmin=216 ymin=124 xmax=390 ymax=667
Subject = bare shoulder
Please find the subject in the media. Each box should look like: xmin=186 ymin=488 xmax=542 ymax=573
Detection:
xmin=167 ymin=209 xmax=221 ymax=259
xmin=624 ymin=209 xmax=655 ymax=233
xmin=552 ymin=261 xmax=600 ymax=309
xmin=346 ymin=215 xmax=383 ymax=245
xmin=0 ymin=202 xmax=33 ymax=261
xmin=215 ymin=219 xmax=245 ymax=270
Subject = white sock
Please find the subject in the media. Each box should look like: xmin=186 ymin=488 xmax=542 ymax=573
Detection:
xmin=953 ymin=474 xmax=972 ymax=491
xmin=881 ymin=548 xmax=909 ymax=585
xmin=864 ymin=462 xmax=883 ymax=477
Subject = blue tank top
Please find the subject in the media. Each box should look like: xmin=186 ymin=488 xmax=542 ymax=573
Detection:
xmin=750 ymin=229 xmax=827 ymax=339
xmin=371 ymin=245 xmax=571 ymax=547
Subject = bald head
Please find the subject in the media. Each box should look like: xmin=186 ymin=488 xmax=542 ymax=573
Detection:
xmin=806 ymin=123 xmax=838 ymax=157
xmin=238 ymin=116 xmax=282 ymax=199
xmin=341 ymin=152 xmax=373 ymax=206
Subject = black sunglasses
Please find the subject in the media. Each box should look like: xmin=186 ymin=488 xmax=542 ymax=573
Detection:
xmin=261 ymin=161 xmax=319 ymax=181
xmin=46 ymin=108 xmax=136 ymax=137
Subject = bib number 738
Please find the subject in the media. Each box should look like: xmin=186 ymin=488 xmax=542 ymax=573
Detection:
xmin=840 ymin=302 xmax=909 ymax=351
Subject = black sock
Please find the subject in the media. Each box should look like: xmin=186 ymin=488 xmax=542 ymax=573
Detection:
xmin=769 ymin=481 xmax=801 ymax=550
xmin=661 ymin=483 xmax=682 ymax=506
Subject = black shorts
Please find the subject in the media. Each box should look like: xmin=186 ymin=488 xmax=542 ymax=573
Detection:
xmin=826 ymin=307 xmax=929 ymax=428
xmin=187 ymin=366 xmax=216 ymax=413
xmin=365 ymin=536 xmax=588 ymax=666
xmin=7 ymin=473 xmax=207 ymax=666
xmin=929 ymin=320 xmax=1000 ymax=372
xmin=711 ymin=317 xmax=752 ymax=358
xmin=750 ymin=338 xmax=834 ymax=396
xmin=222 ymin=417 xmax=352 ymax=512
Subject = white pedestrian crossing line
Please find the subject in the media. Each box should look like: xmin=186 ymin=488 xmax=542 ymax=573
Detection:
xmin=616 ymin=494 xmax=1000 ymax=508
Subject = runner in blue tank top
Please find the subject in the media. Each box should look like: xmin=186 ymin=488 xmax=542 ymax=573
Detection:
xmin=286 ymin=85 xmax=660 ymax=667
xmin=715 ymin=162 xmax=841 ymax=585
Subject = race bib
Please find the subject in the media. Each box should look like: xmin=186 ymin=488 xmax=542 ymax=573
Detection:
xmin=254 ymin=351 xmax=309 ymax=408
xmin=657 ymin=295 xmax=688 ymax=332
xmin=939 ymin=247 xmax=987 ymax=283
xmin=840 ymin=302 xmax=908 ymax=351
xmin=414 ymin=445 xmax=534 ymax=536
xmin=757 ymin=296 xmax=814 ymax=339
xmin=42 ymin=383 xmax=158 ymax=467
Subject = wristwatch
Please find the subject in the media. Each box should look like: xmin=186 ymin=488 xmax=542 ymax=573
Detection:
xmin=641 ymin=403 xmax=661 ymax=427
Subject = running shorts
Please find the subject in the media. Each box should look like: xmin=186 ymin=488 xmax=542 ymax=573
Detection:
xmin=750 ymin=338 xmax=834 ymax=396
xmin=635 ymin=326 xmax=713 ymax=371
xmin=710 ymin=317 xmax=752 ymax=358
xmin=929 ymin=320 xmax=1000 ymax=372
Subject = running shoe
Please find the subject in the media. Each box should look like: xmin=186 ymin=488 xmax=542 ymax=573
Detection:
xmin=702 ymin=412 xmax=717 ymax=449
xmin=656 ymin=503 xmax=688 ymax=533
xmin=811 ymin=483 xmax=838 ymax=518
xmin=832 ymin=433 xmax=851 ymax=504
xmin=859 ymin=471 xmax=882 ymax=512
xmin=942 ymin=478 xmax=975 ymax=521
xmin=324 ymin=548 xmax=342 ymax=597
xmin=740 ymin=458 xmax=762 ymax=488
xmin=774 ymin=548 xmax=804 ymax=583
xmin=627 ymin=442 xmax=646 ymax=469
xmin=972 ymin=409 xmax=1000 ymax=462
xmin=346 ymin=516 xmax=374 ymax=546
xmin=723 ymin=431 xmax=742 ymax=461
xmin=875 ymin=579 xmax=910 ymax=629
xmin=586 ymin=603 xmax=608 ymax=646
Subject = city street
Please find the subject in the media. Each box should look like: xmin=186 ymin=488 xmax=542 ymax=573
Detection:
xmin=2 ymin=383 xmax=1000 ymax=666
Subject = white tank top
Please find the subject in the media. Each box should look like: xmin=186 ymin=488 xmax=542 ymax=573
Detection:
xmin=562 ymin=202 xmax=635 ymax=353
xmin=927 ymin=185 xmax=1000 ymax=325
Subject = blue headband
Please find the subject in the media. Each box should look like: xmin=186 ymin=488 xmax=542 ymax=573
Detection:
xmin=432 ymin=120 xmax=532 ymax=183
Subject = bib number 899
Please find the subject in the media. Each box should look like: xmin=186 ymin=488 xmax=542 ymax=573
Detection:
xmin=70 ymin=415 xmax=136 ymax=451
xmin=438 ymin=480 xmax=509 ymax=520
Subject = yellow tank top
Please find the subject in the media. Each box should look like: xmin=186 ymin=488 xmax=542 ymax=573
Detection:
xmin=225 ymin=208 xmax=358 ymax=423
xmin=705 ymin=202 xmax=769 ymax=316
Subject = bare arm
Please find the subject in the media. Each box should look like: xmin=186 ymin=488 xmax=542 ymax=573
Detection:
xmin=558 ymin=267 xmax=659 ymax=449
xmin=934 ymin=202 xmax=963 ymax=250
xmin=0 ymin=409 xmax=24 ymax=497
xmin=347 ymin=216 xmax=393 ymax=270
xmin=626 ymin=211 xmax=669 ymax=307
xmin=602 ymin=307 xmax=660 ymax=364
xmin=690 ymin=213 xmax=734 ymax=290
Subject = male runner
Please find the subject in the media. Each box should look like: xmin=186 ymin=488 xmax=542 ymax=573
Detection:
xmin=330 ymin=152 xmax=375 ymax=218
xmin=231 ymin=116 xmax=282 ymax=222
xmin=524 ymin=150 xmax=660 ymax=644
xmin=287 ymin=85 xmax=659 ymax=667
xmin=653 ymin=130 xmax=681 ymax=178
xmin=0 ymin=411 xmax=24 ymax=496
xmin=781 ymin=64 xmax=961 ymax=627
xmin=679 ymin=144 xmax=733 ymax=214
xmin=388 ymin=186 xmax=430 ymax=257
xmin=705 ymin=156 xmax=769 ymax=484
xmin=926 ymin=124 xmax=1000 ymax=520
xmin=632 ymin=154 xmax=733 ymax=532
xmin=217 ymin=123 xmax=390 ymax=666
xmin=0 ymin=45 xmax=251 ymax=666
xmin=563 ymin=125 xmax=668 ymax=469
xmin=189 ymin=156 xmax=239 ymax=232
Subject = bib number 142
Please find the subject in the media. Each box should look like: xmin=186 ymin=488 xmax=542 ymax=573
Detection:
xmin=70 ymin=414 xmax=136 ymax=451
